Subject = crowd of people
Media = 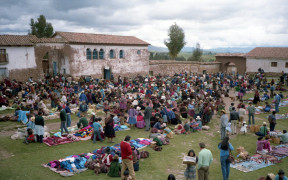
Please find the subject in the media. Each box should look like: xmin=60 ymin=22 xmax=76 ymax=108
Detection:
xmin=1 ymin=69 xmax=288 ymax=179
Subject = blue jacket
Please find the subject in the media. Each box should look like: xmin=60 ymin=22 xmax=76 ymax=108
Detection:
xmin=218 ymin=143 xmax=234 ymax=156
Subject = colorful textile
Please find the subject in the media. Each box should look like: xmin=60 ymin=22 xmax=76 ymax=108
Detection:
xmin=43 ymin=135 xmax=80 ymax=146
xmin=231 ymin=144 xmax=288 ymax=172
xmin=43 ymin=138 xmax=152 ymax=176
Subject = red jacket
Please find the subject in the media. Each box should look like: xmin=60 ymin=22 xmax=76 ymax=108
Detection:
xmin=120 ymin=141 xmax=133 ymax=160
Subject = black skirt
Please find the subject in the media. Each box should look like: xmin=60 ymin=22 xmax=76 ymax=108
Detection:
xmin=104 ymin=124 xmax=115 ymax=138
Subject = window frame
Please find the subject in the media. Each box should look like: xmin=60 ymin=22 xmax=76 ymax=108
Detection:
xmin=109 ymin=49 xmax=115 ymax=59
xmin=137 ymin=50 xmax=141 ymax=55
xmin=86 ymin=48 xmax=92 ymax=60
xmin=285 ymin=62 xmax=288 ymax=68
xmin=93 ymin=49 xmax=98 ymax=60
xmin=271 ymin=62 xmax=277 ymax=67
xmin=119 ymin=50 xmax=124 ymax=59
xmin=99 ymin=49 xmax=105 ymax=60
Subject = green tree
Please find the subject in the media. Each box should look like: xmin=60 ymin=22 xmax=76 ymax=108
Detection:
xmin=188 ymin=43 xmax=203 ymax=61
xmin=164 ymin=23 xmax=186 ymax=60
xmin=29 ymin=15 xmax=54 ymax=38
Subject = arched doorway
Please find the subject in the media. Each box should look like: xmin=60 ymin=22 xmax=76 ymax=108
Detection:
xmin=104 ymin=66 xmax=111 ymax=80
xmin=226 ymin=62 xmax=237 ymax=76
xmin=42 ymin=52 xmax=49 ymax=76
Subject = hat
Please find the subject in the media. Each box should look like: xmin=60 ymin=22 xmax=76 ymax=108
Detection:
xmin=30 ymin=117 xmax=35 ymax=122
xmin=263 ymin=122 xmax=267 ymax=125
xmin=113 ymin=155 xmax=119 ymax=160
xmin=162 ymin=123 xmax=167 ymax=127
xmin=196 ymin=116 xmax=201 ymax=120
xmin=136 ymin=106 xmax=141 ymax=111
xmin=221 ymin=109 xmax=226 ymax=114
xmin=267 ymin=173 xmax=275 ymax=179
xmin=243 ymin=121 xmax=246 ymax=124
xmin=91 ymin=112 xmax=95 ymax=116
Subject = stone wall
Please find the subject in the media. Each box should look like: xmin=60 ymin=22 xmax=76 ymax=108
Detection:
xmin=149 ymin=60 xmax=220 ymax=76
xmin=215 ymin=55 xmax=246 ymax=75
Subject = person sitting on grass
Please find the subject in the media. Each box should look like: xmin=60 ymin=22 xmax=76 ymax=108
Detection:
xmin=255 ymin=122 xmax=269 ymax=137
xmin=108 ymin=155 xmax=121 ymax=177
xmin=151 ymin=120 xmax=164 ymax=133
xmin=77 ymin=113 xmax=88 ymax=129
xmin=263 ymin=102 xmax=271 ymax=113
xmin=278 ymin=130 xmax=288 ymax=144
xmin=256 ymin=136 xmax=269 ymax=154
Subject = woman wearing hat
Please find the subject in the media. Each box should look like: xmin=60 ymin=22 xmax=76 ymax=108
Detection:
xmin=275 ymin=169 xmax=288 ymax=180
xmin=108 ymin=155 xmax=121 ymax=177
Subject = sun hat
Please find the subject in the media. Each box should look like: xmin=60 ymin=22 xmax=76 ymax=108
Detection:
xmin=263 ymin=122 xmax=267 ymax=125
xmin=221 ymin=109 xmax=226 ymax=114
xmin=196 ymin=116 xmax=201 ymax=120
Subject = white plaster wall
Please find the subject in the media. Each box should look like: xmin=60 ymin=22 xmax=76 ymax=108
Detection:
xmin=69 ymin=44 xmax=149 ymax=77
xmin=246 ymin=58 xmax=288 ymax=73
xmin=0 ymin=46 xmax=36 ymax=70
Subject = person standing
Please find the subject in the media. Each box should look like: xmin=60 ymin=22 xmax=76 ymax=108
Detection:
xmin=220 ymin=110 xmax=228 ymax=140
xmin=104 ymin=114 xmax=116 ymax=143
xmin=144 ymin=102 xmax=152 ymax=131
xmin=65 ymin=102 xmax=72 ymax=127
xmin=92 ymin=118 xmax=103 ymax=143
xmin=184 ymin=149 xmax=198 ymax=180
xmin=59 ymin=106 xmax=69 ymax=135
xmin=268 ymin=111 xmax=277 ymax=132
xmin=274 ymin=93 xmax=281 ymax=113
xmin=120 ymin=136 xmax=135 ymax=180
xmin=34 ymin=111 xmax=45 ymax=143
xmin=229 ymin=107 xmax=240 ymax=135
xmin=197 ymin=142 xmax=213 ymax=180
xmin=218 ymin=137 xmax=234 ymax=180
xmin=247 ymin=102 xmax=255 ymax=126
xmin=238 ymin=104 xmax=246 ymax=126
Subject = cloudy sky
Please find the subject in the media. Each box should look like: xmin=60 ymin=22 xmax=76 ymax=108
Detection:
xmin=1 ymin=0 xmax=287 ymax=48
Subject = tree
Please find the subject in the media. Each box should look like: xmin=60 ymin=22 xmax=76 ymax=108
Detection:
xmin=164 ymin=23 xmax=186 ymax=60
xmin=188 ymin=43 xmax=203 ymax=61
xmin=29 ymin=15 xmax=54 ymax=38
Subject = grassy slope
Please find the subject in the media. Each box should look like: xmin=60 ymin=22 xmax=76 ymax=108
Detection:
xmin=0 ymin=91 xmax=287 ymax=180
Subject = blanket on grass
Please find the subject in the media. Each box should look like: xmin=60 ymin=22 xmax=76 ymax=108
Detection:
xmin=43 ymin=138 xmax=152 ymax=176
xmin=231 ymin=144 xmax=288 ymax=172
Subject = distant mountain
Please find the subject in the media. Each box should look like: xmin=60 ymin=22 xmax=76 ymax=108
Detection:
xmin=148 ymin=45 xmax=254 ymax=53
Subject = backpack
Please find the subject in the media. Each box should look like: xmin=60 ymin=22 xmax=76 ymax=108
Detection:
xmin=268 ymin=115 xmax=273 ymax=123
xmin=140 ymin=151 xmax=150 ymax=158
xmin=153 ymin=145 xmax=163 ymax=151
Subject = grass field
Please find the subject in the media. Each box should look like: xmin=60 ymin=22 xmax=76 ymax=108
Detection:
xmin=0 ymin=90 xmax=287 ymax=180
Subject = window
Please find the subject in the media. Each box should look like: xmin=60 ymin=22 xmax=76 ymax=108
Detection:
xmin=271 ymin=62 xmax=277 ymax=67
xmin=93 ymin=49 xmax=98 ymax=60
xmin=137 ymin=50 xmax=141 ymax=55
xmin=119 ymin=50 xmax=124 ymax=59
xmin=99 ymin=49 xmax=104 ymax=60
xmin=109 ymin=49 xmax=115 ymax=59
xmin=86 ymin=48 xmax=92 ymax=60
xmin=286 ymin=63 xmax=288 ymax=68
xmin=0 ymin=49 xmax=8 ymax=63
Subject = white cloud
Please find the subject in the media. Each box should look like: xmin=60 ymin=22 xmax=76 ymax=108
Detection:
xmin=0 ymin=0 xmax=287 ymax=48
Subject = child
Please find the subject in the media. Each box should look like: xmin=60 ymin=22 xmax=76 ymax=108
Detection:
xmin=184 ymin=119 xmax=191 ymax=134
xmin=240 ymin=121 xmax=248 ymax=134
xmin=229 ymin=103 xmax=234 ymax=112
xmin=124 ymin=170 xmax=132 ymax=180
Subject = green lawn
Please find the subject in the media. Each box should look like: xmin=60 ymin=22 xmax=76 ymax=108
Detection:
xmin=0 ymin=91 xmax=287 ymax=180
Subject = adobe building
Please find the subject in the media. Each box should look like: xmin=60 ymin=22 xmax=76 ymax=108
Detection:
xmin=246 ymin=47 xmax=288 ymax=74
xmin=215 ymin=53 xmax=246 ymax=75
xmin=0 ymin=32 xmax=150 ymax=81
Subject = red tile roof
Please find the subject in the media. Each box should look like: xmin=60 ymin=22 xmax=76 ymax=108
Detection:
xmin=0 ymin=35 xmax=36 ymax=46
xmin=0 ymin=35 xmax=67 ymax=46
xmin=215 ymin=53 xmax=245 ymax=57
xmin=246 ymin=47 xmax=288 ymax=59
xmin=53 ymin=32 xmax=150 ymax=46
